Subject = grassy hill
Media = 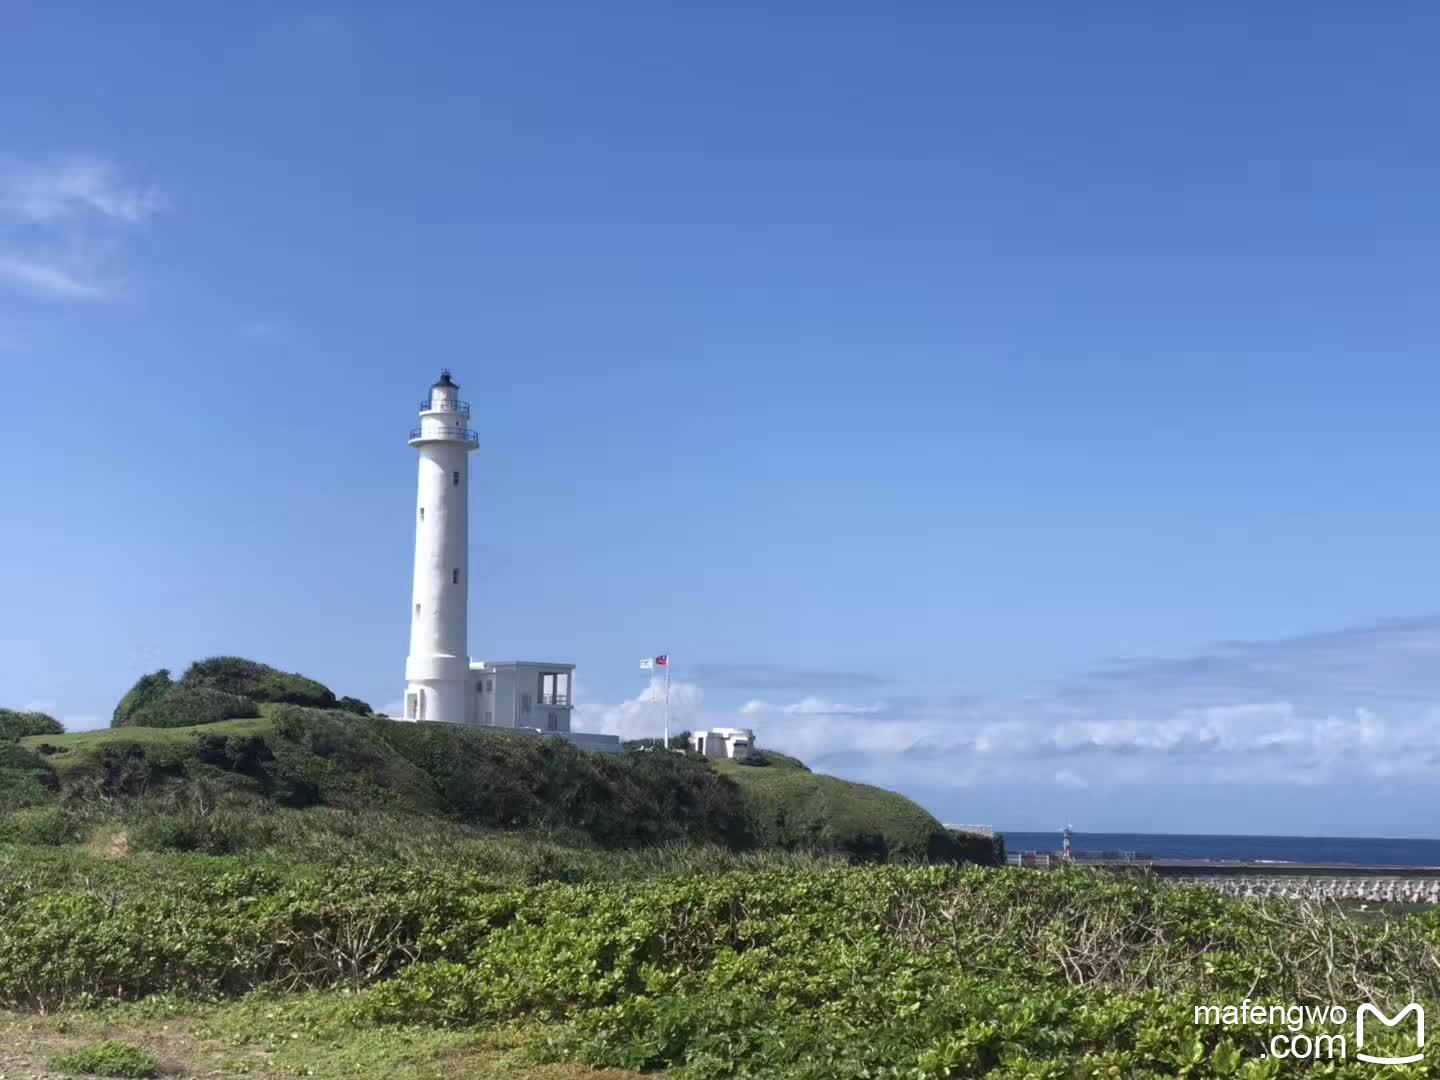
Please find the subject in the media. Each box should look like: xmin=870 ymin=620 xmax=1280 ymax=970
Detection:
xmin=14 ymin=705 xmax=985 ymax=865
xmin=4 ymin=655 xmax=993 ymax=869
xmin=17 ymin=706 xmax=748 ymax=851
xmin=714 ymin=751 xmax=965 ymax=861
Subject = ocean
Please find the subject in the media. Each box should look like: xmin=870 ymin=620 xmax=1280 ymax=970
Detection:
xmin=999 ymin=831 xmax=1440 ymax=867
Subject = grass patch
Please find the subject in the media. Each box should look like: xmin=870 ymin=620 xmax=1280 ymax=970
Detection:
xmin=22 ymin=716 xmax=271 ymax=768
xmin=51 ymin=1039 xmax=157 ymax=1078
xmin=22 ymin=994 xmax=650 ymax=1080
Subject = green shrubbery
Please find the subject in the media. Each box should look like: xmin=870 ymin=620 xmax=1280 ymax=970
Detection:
xmin=180 ymin=656 xmax=337 ymax=709
xmin=111 ymin=658 xmax=360 ymax=730
xmin=124 ymin=687 xmax=260 ymax=729
xmin=111 ymin=671 xmax=175 ymax=727
xmin=2 ymin=858 xmax=1437 ymax=1076
xmin=0 ymin=740 xmax=57 ymax=809
xmin=0 ymin=708 xmax=64 ymax=739
xmin=51 ymin=1039 xmax=158 ymax=1078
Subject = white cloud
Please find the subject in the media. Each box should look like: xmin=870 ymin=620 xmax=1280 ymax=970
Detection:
xmin=740 ymin=696 xmax=884 ymax=718
xmin=569 ymin=616 xmax=1440 ymax=797
xmin=2 ymin=157 xmax=162 ymax=224
xmin=573 ymin=676 xmax=705 ymax=740
xmin=0 ymin=155 xmax=162 ymax=300
xmin=0 ymin=255 xmax=108 ymax=300
xmin=520 ymin=615 xmax=1440 ymax=827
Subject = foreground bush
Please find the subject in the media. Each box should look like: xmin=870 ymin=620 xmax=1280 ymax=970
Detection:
xmin=3 ymin=858 xmax=1440 ymax=1075
xmin=51 ymin=1040 xmax=157 ymax=1078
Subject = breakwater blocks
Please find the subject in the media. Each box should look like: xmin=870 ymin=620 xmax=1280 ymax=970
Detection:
xmin=1161 ymin=872 xmax=1440 ymax=904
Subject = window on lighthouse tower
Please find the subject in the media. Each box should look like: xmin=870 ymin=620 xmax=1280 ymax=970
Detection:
xmin=452 ymin=569 xmax=459 ymax=584
xmin=452 ymin=471 xmax=460 ymax=486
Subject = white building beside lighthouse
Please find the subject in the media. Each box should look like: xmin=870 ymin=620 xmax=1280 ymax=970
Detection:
xmin=401 ymin=371 xmax=619 ymax=753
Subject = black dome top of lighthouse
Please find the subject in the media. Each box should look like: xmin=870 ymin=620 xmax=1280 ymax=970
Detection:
xmin=431 ymin=370 xmax=458 ymax=390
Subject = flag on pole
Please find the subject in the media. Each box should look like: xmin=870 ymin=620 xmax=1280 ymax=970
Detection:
xmin=639 ymin=657 xmax=654 ymax=670
xmin=655 ymin=655 xmax=669 ymax=667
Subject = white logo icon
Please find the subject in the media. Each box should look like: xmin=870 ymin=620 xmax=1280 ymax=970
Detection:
xmin=1356 ymin=1003 xmax=1425 ymax=1065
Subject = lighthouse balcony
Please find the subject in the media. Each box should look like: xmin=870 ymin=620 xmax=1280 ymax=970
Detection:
xmin=419 ymin=398 xmax=471 ymax=416
xmin=409 ymin=425 xmax=479 ymax=448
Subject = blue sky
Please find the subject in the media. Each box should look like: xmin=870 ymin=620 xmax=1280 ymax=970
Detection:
xmin=5 ymin=3 xmax=1440 ymax=836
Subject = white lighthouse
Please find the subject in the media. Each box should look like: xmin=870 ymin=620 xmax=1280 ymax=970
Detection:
xmin=396 ymin=371 xmax=621 ymax=753
xmin=403 ymin=371 xmax=478 ymax=725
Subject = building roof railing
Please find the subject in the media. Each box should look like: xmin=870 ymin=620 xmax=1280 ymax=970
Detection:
xmin=409 ymin=425 xmax=479 ymax=447
xmin=421 ymin=398 xmax=471 ymax=416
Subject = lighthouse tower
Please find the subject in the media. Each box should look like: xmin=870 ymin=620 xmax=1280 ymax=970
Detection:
xmin=402 ymin=371 xmax=479 ymax=725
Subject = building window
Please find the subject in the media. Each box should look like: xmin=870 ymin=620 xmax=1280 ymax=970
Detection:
xmin=486 ymin=679 xmax=493 ymax=692
xmin=452 ymin=471 xmax=460 ymax=486
xmin=547 ymin=712 xmax=558 ymax=731
xmin=419 ymin=507 xmax=424 ymax=521
xmin=452 ymin=568 xmax=459 ymax=584
xmin=414 ymin=602 xmax=421 ymax=616
xmin=476 ymin=681 xmax=483 ymax=691
xmin=521 ymin=693 xmax=530 ymax=712
xmin=540 ymin=671 xmax=570 ymax=706
xmin=483 ymin=710 xmax=493 ymax=725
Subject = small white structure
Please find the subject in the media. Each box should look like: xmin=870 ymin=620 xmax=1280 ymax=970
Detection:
xmin=400 ymin=371 xmax=619 ymax=753
xmin=689 ymin=727 xmax=757 ymax=761
xmin=468 ymin=661 xmax=573 ymax=732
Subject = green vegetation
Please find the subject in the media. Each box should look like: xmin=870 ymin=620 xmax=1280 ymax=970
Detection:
xmin=3 ymin=849 xmax=1439 ymax=1077
xmin=111 ymin=670 xmax=176 ymax=727
xmin=125 ymin=685 xmax=260 ymax=728
xmin=715 ymin=750 xmax=960 ymax=861
xmin=0 ymin=655 xmax=1114 ymax=1076
xmin=25 ymin=703 xmax=967 ymax=862
xmin=180 ymin=655 xmax=337 ymax=708
xmin=111 ymin=656 xmax=353 ymax=730
xmin=51 ymin=1039 xmax=158 ymax=1078
xmin=0 ymin=741 xmax=57 ymax=811
xmin=0 ymin=707 xmax=64 ymax=739
xmin=26 ymin=708 xmax=757 ymax=850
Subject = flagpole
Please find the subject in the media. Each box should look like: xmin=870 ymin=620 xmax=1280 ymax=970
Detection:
xmin=664 ymin=654 xmax=671 ymax=749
